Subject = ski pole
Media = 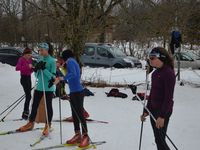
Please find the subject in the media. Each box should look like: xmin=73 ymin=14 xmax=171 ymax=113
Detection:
xmin=0 ymin=86 xmax=35 ymax=117
xmin=41 ymin=70 xmax=50 ymax=131
xmin=0 ymin=94 xmax=25 ymax=116
xmin=58 ymin=83 xmax=63 ymax=144
xmin=139 ymin=65 xmax=150 ymax=150
xmin=136 ymin=94 xmax=178 ymax=150
xmin=0 ymin=95 xmax=25 ymax=122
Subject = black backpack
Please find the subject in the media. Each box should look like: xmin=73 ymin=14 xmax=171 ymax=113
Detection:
xmin=106 ymin=88 xmax=128 ymax=99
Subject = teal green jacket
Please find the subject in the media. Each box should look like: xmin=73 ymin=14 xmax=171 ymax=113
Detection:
xmin=35 ymin=55 xmax=56 ymax=92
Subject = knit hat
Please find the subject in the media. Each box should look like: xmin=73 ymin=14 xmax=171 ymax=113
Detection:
xmin=23 ymin=47 xmax=32 ymax=55
xmin=149 ymin=47 xmax=166 ymax=62
xmin=61 ymin=50 xmax=74 ymax=61
xmin=38 ymin=43 xmax=49 ymax=51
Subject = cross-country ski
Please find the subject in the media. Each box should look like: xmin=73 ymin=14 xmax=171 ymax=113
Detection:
xmin=0 ymin=127 xmax=43 ymax=136
xmin=33 ymin=141 xmax=106 ymax=150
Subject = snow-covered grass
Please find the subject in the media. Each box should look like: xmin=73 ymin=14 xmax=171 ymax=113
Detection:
xmin=0 ymin=63 xmax=200 ymax=150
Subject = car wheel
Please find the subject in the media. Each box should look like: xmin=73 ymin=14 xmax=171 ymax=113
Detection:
xmin=113 ymin=63 xmax=124 ymax=68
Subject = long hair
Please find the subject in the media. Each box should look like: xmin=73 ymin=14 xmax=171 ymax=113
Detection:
xmin=154 ymin=47 xmax=174 ymax=69
xmin=47 ymin=42 xmax=54 ymax=56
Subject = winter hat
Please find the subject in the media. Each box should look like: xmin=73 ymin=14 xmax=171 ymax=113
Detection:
xmin=61 ymin=49 xmax=74 ymax=61
xmin=23 ymin=47 xmax=32 ymax=55
xmin=38 ymin=43 xmax=49 ymax=51
xmin=149 ymin=47 xmax=166 ymax=62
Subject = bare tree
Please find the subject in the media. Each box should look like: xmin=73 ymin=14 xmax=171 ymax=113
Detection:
xmin=23 ymin=0 xmax=123 ymax=59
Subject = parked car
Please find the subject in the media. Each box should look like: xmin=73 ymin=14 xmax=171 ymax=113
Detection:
xmin=0 ymin=47 xmax=39 ymax=66
xmin=174 ymin=51 xmax=200 ymax=69
xmin=81 ymin=43 xmax=142 ymax=68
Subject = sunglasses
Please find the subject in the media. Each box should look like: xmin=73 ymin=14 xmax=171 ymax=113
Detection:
xmin=149 ymin=56 xmax=158 ymax=60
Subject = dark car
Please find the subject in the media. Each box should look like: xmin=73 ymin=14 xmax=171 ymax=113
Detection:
xmin=0 ymin=47 xmax=39 ymax=66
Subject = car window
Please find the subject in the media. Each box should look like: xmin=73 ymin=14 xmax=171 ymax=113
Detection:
xmin=0 ymin=49 xmax=9 ymax=54
xmin=8 ymin=49 xmax=21 ymax=55
xmin=97 ymin=47 xmax=109 ymax=57
xmin=83 ymin=46 xmax=95 ymax=56
xmin=109 ymin=47 xmax=126 ymax=57
xmin=180 ymin=54 xmax=193 ymax=61
xmin=186 ymin=52 xmax=200 ymax=60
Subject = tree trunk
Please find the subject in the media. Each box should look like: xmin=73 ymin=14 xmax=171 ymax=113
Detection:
xmin=190 ymin=44 xmax=193 ymax=50
xmin=163 ymin=37 xmax=166 ymax=48
xmin=129 ymin=41 xmax=133 ymax=56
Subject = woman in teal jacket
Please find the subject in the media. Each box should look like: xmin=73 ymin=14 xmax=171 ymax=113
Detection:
xmin=18 ymin=43 xmax=56 ymax=136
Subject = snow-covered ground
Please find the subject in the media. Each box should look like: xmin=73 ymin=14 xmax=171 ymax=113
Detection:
xmin=0 ymin=63 xmax=200 ymax=150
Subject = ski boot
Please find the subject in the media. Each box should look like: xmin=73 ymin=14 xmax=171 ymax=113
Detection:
xmin=22 ymin=111 xmax=29 ymax=120
xmin=66 ymin=131 xmax=81 ymax=145
xmin=42 ymin=123 xmax=51 ymax=136
xmin=64 ymin=110 xmax=90 ymax=122
xmin=61 ymin=94 xmax=70 ymax=100
xmin=18 ymin=121 xmax=34 ymax=132
xmin=83 ymin=110 xmax=90 ymax=119
xmin=79 ymin=134 xmax=90 ymax=148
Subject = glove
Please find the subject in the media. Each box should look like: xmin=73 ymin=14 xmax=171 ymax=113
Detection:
xmin=34 ymin=61 xmax=46 ymax=72
xmin=48 ymin=77 xmax=55 ymax=88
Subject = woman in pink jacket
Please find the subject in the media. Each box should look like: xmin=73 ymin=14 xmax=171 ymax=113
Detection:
xmin=16 ymin=48 xmax=33 ymax=120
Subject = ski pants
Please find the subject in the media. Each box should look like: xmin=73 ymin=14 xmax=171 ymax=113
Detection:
xmin=20 ymin=75 xmax=32 ymax=113
xmin=70 ymin=91 xmax=88 ymax=134
xmin=150 ymin=110 xmax=171 ymax=150
xmin=29 ymin=90 xmax=53 ymax=123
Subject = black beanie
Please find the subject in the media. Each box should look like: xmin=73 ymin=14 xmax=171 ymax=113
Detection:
xmin=62 ymin=49 xmax=74 ymax=61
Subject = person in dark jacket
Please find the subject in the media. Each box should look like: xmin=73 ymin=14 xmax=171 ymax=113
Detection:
xmin=141 ymin=47 xmax=176 ymax=150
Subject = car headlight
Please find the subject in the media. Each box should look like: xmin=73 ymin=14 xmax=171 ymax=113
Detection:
xmin=123 ymin=58 xmax=134 ymax=66
xmin=123 ymin=58 xmax=132 ymax=63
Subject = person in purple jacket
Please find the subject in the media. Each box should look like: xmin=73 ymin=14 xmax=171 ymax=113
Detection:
xmin=16 ymin=48 xmax=33 ymax=120
xmin=141 ymin=47 xmax=176 ymax=150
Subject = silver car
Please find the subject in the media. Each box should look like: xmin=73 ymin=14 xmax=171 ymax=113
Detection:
xmin=81 ymin=43 xmax=142 ymax=68
xmin=174 ymin=52 xmax=200 ymax=69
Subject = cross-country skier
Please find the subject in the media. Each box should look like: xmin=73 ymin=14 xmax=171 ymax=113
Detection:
xmin=56 ymin=57 xmax=90 ymax=121
xmin=141 ymin=47 xmax=176 ymax=150
xmin=18 ymin=43 xmax=56 ymax=136
xmin=16 ymin=47 xmax=33 ymax=120
xmin=56 ymin=49 xmax=90 ymax=148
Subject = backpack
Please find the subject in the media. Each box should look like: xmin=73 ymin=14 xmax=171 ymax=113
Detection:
xmin=106 ymin=88 xmax=128 ymax=99
xmin=171 ymin=31 xmax=182 ymax=48
xmin=83 ymin=88 xmax=94 ymax=96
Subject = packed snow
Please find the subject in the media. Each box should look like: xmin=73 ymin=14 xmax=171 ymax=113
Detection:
xmin=0 ymin=63 xmax=200 ymax=150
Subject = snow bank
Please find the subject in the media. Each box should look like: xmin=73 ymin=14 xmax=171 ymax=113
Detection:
xmin=0 ymin=63 xmax=200 ymax=150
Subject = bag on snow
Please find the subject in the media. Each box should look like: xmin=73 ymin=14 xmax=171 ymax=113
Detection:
xmin=83 ymin=88 xmax=94 ymax=96
xmin=35 ymin=96 xmax=46 ymax=123
xmin=106 ymin=88 xmax=128 ymax=99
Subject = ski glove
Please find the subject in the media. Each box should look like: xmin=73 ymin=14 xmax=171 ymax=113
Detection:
xmin=33 ymin=61 xmax=46 ymax=72
xmin=48 ymin=77 xmax=55 ymax=88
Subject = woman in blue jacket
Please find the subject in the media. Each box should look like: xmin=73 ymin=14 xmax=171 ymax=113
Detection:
xmin=59 ymin=50 xmax=89 ymax=148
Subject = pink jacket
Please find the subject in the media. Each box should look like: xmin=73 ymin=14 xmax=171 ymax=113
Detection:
xmin=16 ymin=57 xmax=33 ymax=76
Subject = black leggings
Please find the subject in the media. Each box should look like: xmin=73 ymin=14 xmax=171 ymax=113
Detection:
xmin=20 ymin=75 xmax=32 ymax=112
xmin=70 ymin=91 xmax=88 ymax=134
xmin=29 ymin=90 xmax=53 ymax=123
xmin=150 ymin=110 xmax=171 ymax=150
